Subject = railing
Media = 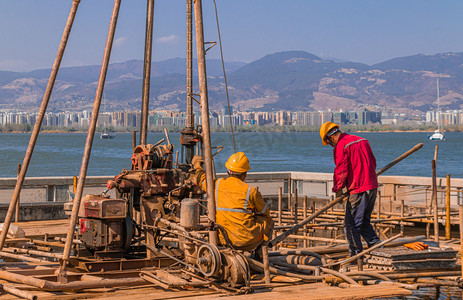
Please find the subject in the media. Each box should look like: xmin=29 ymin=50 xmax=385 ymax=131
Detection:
xmin=0 ymin=172 xmax=462 ymax=223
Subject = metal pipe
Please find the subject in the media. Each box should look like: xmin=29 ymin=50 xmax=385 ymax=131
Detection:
xmin=269 ymin=143 xmax=423 ymax=248
xmin=1 ymin=284 xmax=38 ymax=300
xmin=326 ymin=232 xmax=403 ymax=267
xmin=383 ymin=270 xmax=461 ymax=279
xmin=446 ymin=174 xmax=451 ymax=239
xmin=0 ymin=251 xmax=54 ymax=264
xmin=460 ymin=203 xmax=463 ymax=280
xmin=132 ymin=130 xmax=137 ymax=149
xmin=186 ymin=0 xmax=193 ymax=129
xmin=273 ymin=235 xmax=426 ymax=256
xmin=342 ymin=271 xmax=392 ymax=282
xmin=414 ymin=278 xmax=462 ymax=287
xmin=293 ymin=182 xmax=298 ymax=225
xmin=303 ymin=195 xmax=307 ymax=248
xmin=15 ymin=164 xmax=21 ymax=222
xmin=60 ymin=0 xmax=121 ymax=280
xmin=2 ymin=246 xmax=63 ymax=259
xmin=262 ymin=245 xmax=271 ymax=284
xmin=376 ymin=143 xmax=423 ymax=175
xmin=73 ymin=176 xmax=77 ymax=194
xmin=270 ymin=260 xmax=358 ymax=285
xmin=288 ymin=179 xmax=292 ymax=215
xmin=0 ymin=270 xmax=148 ymax=291
xmin=0 ymin=0 xmax=81 ymax=251
xmin=194 ymin=0 xmax=217 ymax=246
xmin=278 ymin=187 xmax=282 ymax=225
xmin=287 ymin=235 xmax=346 ymax=244
xmin=246 ymin=257 xmax=325 ymax=282
xmin=140 ymin=0 xmax=155 ymax=145
xmin=432 ymin=159 xmax=439 ymax=243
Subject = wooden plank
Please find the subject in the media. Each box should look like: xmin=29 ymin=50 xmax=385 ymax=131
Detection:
xmin=186 ymin=282 xmax=412 ymax=300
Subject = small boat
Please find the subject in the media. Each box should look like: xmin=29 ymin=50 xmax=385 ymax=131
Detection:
xmin=428 ymin=79 xmax=445 ymax=141
xmin=100 ymin=132 xmax=115 ymax=139
xmin=428 ymin=129 xmax=445 ymax=141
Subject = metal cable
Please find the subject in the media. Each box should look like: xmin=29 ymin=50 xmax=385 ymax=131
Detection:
xmin=213 ymin=0 xmax=236 ymax=153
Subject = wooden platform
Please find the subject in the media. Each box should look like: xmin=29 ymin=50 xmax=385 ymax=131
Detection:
xmin=0 ymin=280 xmax=412 ymax=300
xmin=0 ymin=219 xmax=456 ymax=300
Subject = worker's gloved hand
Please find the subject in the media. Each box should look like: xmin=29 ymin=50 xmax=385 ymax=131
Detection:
xmin=191 ymin=155 xmax=204 ymax=168
xmin=404 ymin=242 xmax=428 ymax=250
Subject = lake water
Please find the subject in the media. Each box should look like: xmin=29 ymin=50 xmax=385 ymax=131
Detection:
xmin=0 ymin=131 xmax=461 ymax=179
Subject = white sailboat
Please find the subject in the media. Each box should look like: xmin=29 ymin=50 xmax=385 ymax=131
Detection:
xmin=99 ymin=93 xmax=115 ymax=139
xmin=428 ymin=78 xmax=445 ymax=141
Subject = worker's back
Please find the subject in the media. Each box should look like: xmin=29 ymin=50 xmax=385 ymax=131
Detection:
xmin=215 ymin=176 xmax=271 ymax=251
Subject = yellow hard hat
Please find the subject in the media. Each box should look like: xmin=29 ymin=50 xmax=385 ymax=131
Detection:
xmin=225 ymin=152 xmax=251 ymax=173
xmin=320 ymin=122 xmax=339 ymax=146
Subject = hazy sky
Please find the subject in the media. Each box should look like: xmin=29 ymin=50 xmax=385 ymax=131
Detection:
xmin=1 ymin=0 xmax=463 ymax=72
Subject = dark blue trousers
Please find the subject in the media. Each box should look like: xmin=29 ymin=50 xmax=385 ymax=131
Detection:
xmin=344 ymin=189 xmax=381 ymax=256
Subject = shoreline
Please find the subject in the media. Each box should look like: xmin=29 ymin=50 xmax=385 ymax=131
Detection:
xmin=0 ymin=129 xmax=454 ymax=134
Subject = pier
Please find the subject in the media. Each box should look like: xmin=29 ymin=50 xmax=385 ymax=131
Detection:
xmin=0 ymin=172 xmax=462 ymax=299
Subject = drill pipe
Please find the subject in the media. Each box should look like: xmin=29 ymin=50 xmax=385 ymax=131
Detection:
xmin=271 ymin=235 xmax=426 ymax=256
xmin=0 ymin=251 xmax=55 ymax=264
xmin=0 ymin=0 xmax=81 ymax=251
xmin=60 ymin=0 xmax=122 ymax=279
xmin=1 ymin=284 xmax=38 ymax=300
xmin=269 ymin=143 xmax=423 ymax=248
xmin=0 ymin=270 xmax=148 ymax=291
xmin=194 ymin=0 xmax=217 ymax=246
xmin=246 ymin=257 xmax=358 ymax=285
xmin=140 ymin=0 xmax=155 ymax=145
xmin=270 ymin=260 xmax=360 ymax=285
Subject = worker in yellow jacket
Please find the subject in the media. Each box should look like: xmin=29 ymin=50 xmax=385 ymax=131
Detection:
xmin=192 ymin=152 xmax=273 ymax=251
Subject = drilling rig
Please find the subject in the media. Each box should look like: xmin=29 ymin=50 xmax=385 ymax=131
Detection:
xmin=63 ymin=0 xmax=250 ymax=289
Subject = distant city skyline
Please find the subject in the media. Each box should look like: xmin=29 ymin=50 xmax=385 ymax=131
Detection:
xmin=3 ymin=108 xmax=463 ymax=130
xmin=1 ymin=1 xmax=463 ymax=72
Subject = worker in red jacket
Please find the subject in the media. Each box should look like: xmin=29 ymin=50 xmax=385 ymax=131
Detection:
xmin=320 ymin=122 xmax=381 ymax=257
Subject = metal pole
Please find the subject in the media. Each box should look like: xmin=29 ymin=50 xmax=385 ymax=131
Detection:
xmin=0 ymin=0 xmax=81 ymax=251
xmin=400 ymin=199 xmax=404 ymax=233
xmin=262 ymin=245 xmax=271 ymax=284
xmin=132 ymin=130 xmax=137 ymax=149
xmin=15 ymin=164 xmax=21 ymax=222
xmin=278 ymin=187 xmax=282 ymax=226
xmin=1 ymin=284 xmax=38 ymax=300
xmin=303 ymin=195 xmax=307 ymax=248
xmin=288 ymin=179 xmax=292 ymax=216
xmin=432 ymin=159 xmax=439 ymax=243
xmin=269 ymin=143 xmax=423 ymax=248
xmin=446 ymin=174 xmax=451 ymax=239
xmin=459 ymin=204 xmax=463 ymax=285
xmin=193 ymin=0 xmax=217 ymax=246
xmin=73 ymin=176 xmax=77 ymax=194
xmin=140 ymin=0 xmax=154 ymax=145
xmin=186 ymin=0 xmax=193 ymax=129
xmin=59 ymin=0 xmax=121 ymax=280
xmin=293 ymin=182 xmax=298 ymax=224
xmin=376 ymin=190 xmax=381 ymax=237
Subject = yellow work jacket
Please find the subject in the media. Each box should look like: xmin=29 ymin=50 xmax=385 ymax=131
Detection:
xmin=195 ymin=168 xmax=272 ymax=251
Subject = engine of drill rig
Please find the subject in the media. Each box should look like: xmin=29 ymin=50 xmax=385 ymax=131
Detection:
xmin=72 ymin=138 xmax=250 ymax=288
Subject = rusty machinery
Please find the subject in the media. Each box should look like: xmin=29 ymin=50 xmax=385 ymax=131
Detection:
xmin=66 ymin=133 xmax=250 ymax=289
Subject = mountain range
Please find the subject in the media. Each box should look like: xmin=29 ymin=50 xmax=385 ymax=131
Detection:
xmin=1 ymin=51 xmax=463 ymax=114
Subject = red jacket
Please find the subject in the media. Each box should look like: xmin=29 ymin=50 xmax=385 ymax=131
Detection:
xmin=332 ymin=133 xmax=378 ymax=195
